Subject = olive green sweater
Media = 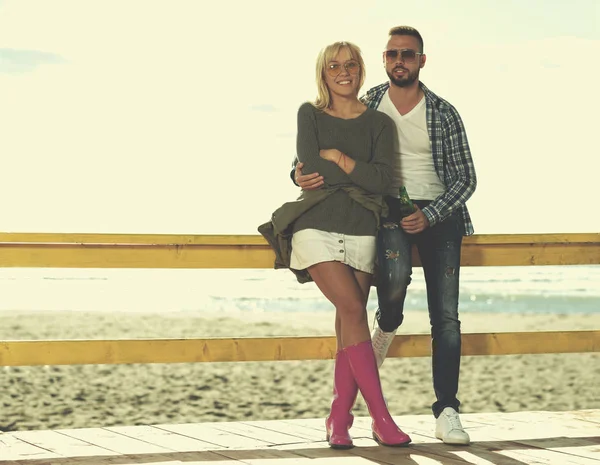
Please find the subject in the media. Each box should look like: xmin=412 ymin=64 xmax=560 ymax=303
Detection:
xmin=258 ymin=186 xmax=389 ymax=283
xmin=292 ymin=102 xmax=395 ymax=236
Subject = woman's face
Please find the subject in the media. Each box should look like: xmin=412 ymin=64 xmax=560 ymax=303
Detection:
xmin=323 ymin=47 xmax=361 ymax=99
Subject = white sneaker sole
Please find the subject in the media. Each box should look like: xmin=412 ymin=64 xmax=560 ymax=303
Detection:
xmin=435 ymin=431 xmax=470 ymax=445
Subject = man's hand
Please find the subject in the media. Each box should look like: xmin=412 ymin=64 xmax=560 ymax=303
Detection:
xmin=295 ymin=162 xmax=324 ymax=190
xmin=401 ymin=204 xmax=430 ymax=234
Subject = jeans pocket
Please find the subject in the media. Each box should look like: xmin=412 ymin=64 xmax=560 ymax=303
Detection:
xmin=451 ymin=210 xmax=466 ymax=237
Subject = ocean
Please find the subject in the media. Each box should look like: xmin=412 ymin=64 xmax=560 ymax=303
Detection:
xmin=0 ymin=266 xmax=598 ymax=316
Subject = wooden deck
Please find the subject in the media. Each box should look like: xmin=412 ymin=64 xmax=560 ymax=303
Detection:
xmin=1 ymin=410 xmax=598 ymax=464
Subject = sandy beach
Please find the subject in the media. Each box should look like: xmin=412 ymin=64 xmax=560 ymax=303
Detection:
xmin=0 ymin=309 xmax=598 ymax=432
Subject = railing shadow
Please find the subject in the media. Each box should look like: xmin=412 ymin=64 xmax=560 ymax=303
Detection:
xmin=4 ymin=435 xmax=598 ymax=465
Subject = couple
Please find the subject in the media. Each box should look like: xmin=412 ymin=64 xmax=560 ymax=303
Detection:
xmin=259 ymin=25 xmax=477 ymax=449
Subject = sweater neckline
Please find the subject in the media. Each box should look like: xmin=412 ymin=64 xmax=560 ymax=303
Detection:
xmin=321 ymin=107 xmax=370 ymax=122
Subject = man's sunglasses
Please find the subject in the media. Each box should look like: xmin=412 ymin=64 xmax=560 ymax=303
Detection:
xmin=326 ymin=60 xmax=361 ymax=77
xmin=384 ymin=49 xmax=423 ymax=64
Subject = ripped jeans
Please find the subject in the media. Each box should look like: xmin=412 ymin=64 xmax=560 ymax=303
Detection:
xmin=375 ymin=197 xmax=464 ymax=418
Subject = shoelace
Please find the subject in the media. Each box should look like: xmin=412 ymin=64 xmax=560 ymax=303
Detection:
xmin=445 ymin=411 xmax=463 ymax=430
xmin=372 ymin=329 xmax=393 ymax=350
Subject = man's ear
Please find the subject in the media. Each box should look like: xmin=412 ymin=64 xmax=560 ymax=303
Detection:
xmin=420 ymin=54 xmax=427 ymax=69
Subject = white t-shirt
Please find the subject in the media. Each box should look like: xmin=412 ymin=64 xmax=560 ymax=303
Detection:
xmin=377 ymin=89 xmax=445 ymax=200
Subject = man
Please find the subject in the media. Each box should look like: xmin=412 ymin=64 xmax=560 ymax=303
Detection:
xmin=293 ymin=26 xmax=477 ymax=445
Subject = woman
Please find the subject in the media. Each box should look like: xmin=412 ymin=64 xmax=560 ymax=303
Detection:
xmin=259 ymin=41 xmax=411 ymax=448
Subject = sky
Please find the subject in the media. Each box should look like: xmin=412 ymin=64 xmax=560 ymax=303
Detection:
xmin=0 ymin=0 xmax=599 ymax=235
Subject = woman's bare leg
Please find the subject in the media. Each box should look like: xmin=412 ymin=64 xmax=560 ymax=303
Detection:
xmin=353 ymin=270 xmax=372 ymax=306
xmin=310 ymin=262 xmax=411 ymax=447
xmin=308 ymin=261 xmax=370 ymax=347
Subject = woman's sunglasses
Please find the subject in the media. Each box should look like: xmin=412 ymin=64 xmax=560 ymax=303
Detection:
xmin=326 ymin=60 xmax=361 ymax=77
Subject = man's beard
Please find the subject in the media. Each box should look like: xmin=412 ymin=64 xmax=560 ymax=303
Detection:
xmin=387 ymin=66 xmax=419 ymax=87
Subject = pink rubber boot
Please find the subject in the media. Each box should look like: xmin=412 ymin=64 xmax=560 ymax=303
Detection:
xmin=325 ymin=350 xmax=359 ymax=448
xmin=344 ymin=341 xmax=411 ymax=447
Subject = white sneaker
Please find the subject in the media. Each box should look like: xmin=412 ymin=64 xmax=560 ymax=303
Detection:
xmin=371 ymin=324 xmax=396 ymax=368
xmin=435 ymin=407 xmax=470 ymax=445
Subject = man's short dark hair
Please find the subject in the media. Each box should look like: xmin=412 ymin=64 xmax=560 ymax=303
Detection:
xmin=388 ymin=26 xmax=424 ymax=53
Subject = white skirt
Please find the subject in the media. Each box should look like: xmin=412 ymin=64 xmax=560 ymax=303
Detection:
xmin=290 ymin=228 xmax=376 ymax=274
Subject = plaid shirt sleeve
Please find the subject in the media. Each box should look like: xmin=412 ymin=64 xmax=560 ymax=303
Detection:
xmin=422 ymin=105 xmax=477 ymax=227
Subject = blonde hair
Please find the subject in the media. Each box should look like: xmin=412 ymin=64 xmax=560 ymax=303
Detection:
xmin=313 ymin=41 xmax=366 ymax=111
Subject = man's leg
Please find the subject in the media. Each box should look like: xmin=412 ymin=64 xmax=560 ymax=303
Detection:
xmin=416 ymin=207 xmax=469 ymax=444
xmin=372 ymin=202 xmax=413 ymax=367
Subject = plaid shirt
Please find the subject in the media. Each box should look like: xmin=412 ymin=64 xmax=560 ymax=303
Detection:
xmin=361 ymin=81 xmax=477 ymax=235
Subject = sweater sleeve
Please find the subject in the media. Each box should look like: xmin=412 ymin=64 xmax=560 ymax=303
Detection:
xmin=296 ymin=103 xmax=350 ymax=187
xmin=346 ymin=115 xmax=394 ymax=194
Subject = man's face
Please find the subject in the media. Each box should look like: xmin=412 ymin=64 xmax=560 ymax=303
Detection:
xmin=383 ymin=35 xmax=426 ymax=88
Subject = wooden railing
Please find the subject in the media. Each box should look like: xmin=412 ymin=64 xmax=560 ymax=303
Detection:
xmin=0 ymin=232 xmax=599 ymax=366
